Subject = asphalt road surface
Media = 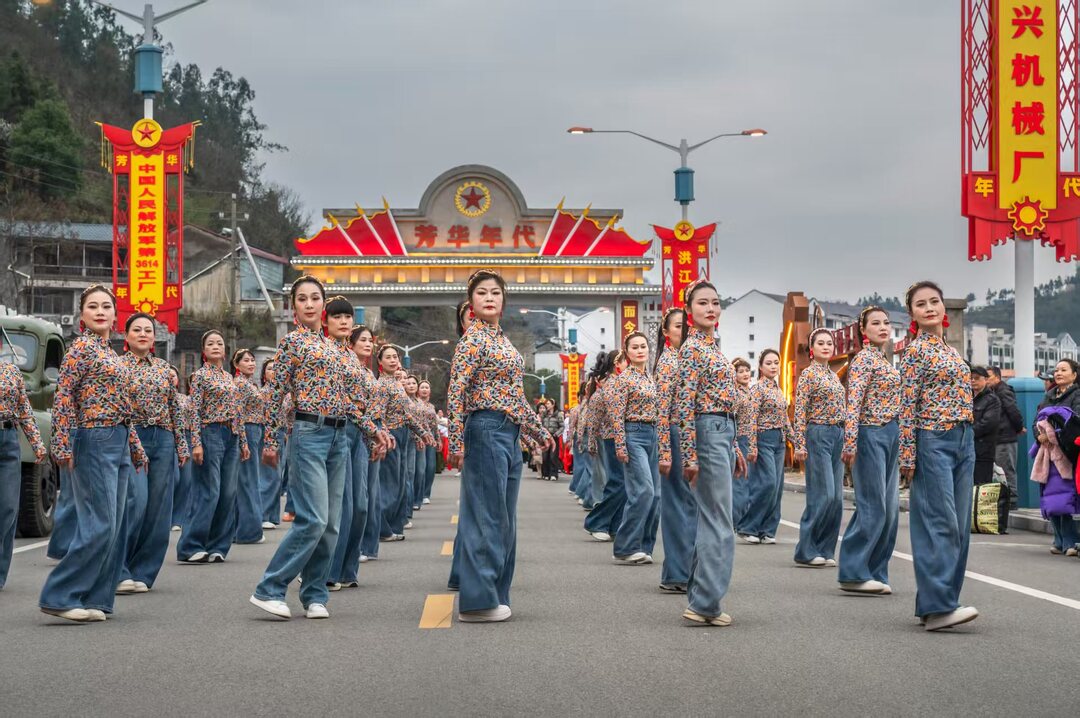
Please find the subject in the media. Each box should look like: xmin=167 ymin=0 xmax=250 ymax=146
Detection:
xmin=3 ymin=469 xmax=1079 ymax=717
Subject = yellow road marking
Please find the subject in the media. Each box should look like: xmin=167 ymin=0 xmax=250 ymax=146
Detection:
xmin=441 ymin=541 xmax=454 ymax=556
xmin=419 ymin=594 xmax=455 ymax=629
xmin=450 ymin=514 xmax=458 ymax=525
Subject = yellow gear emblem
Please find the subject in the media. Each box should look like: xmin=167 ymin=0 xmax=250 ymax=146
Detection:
xmin=454 ymin=181 xmax=491 ymax=218
xmin=131 ymin=118 xmax=162 ymax=149
xmin=673 ymin=220 xmax=695 ymax=241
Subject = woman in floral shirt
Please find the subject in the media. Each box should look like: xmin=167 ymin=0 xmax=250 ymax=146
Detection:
xmin=731 ymin=358 xmax=753 ymax=535
xmin=655 ymin=307 xmax=695 ymax=594
xmin=172 ymin=370 xmax=197 ymax=531
xmin=675 ymin=280 xmax=746 ymax=627
xmin=610 ymin=332 xmax=660 ymax=564
xmin=792 ymin=328 xmax=846 ymax=568
xmin=40 ymin=285 xmax=146 ymax=623
xmin=837 ymin=307 xmax=901 ymax=595
xmin=900 ymin=281 xmax=978 ymax=632
xmin=0 ymin=332 xmax=46 ymax=591
xmin=251 ymin=277 xmax=388 ymax=621
xmin=177 ymin=330 xmax=248 ymax=565
xmin=741 ymin=349 xmax=794 ymax=545
xmin=232 ymin=348 xmax=266 ymax=545
xmin=257 ymin=359 xmax=287 ymax=529
xmin=353 ymin=325 xmax=388 ymax=562
xmin=447 ymin=269 xmax=552 ymax=622
xmin=584 ymin=350 xmax=629 ymax=542
xmin=416 ymin=380 xmax=440 ymax=507
xmin=117 ymin=313 xmax=189 ymax=596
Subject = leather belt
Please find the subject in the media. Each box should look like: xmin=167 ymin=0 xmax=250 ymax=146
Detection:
xmin=295 ymin=411 xmax=347 ymax=429
xmin=700 ymin=411 xmax=736 ymax=421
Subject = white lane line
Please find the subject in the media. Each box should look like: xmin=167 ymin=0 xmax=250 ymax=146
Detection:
xmin=12 ymin=540 xmax=49 ymax=555
xmin=777 ymin=519 xmax=1080 ymax=612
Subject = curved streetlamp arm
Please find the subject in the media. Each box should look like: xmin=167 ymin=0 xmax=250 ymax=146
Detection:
xmin=587 ymin=130 xmax=680 ymax=154
xmin=686 ymin=132 xmax=748 ymax=153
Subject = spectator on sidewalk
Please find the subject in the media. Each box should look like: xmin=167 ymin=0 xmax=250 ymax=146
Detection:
xmin=988 ymin=367 xmax=1024 ymax=507
xmin=972 ymin=366 xmax=1002 ymax=486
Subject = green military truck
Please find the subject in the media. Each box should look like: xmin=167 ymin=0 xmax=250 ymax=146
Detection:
xmin=0 ymin=313 xmax=65 ymax=538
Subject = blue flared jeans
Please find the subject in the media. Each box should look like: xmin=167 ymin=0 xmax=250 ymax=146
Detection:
xmin=794 ymin=424 xmax=844 ymax=563
xmin=584 ymin=438 xmax=626 ymax=535
xmin=741 ymin=429 xmax=786 ymax=539
xmin=457 ymin=411 xmax=523 ymax=613
xmin=40 ymin=425 xmax=131 ymax=613
xmin=909 ymin=424 xmax=975 ymax=617
xmin=613 ymin=423 xmax=661 ymax=557
xmin=838 ymin=421 xmax=900 ymax=584
xmin=234 ymin=423 xmax=265 ymax=543
xmin=254 ymin=419 xmax=348 ymax=608
xmin=0 ymin=428 xmax=22 ymax=589
xmin=660 ymin=425 xmax=696 ymax=587
xmin=120 ymin=425 xmax=177 ymax=587
xmin=177 ymin=422 xmax=240 ymax=560
xmin=687 ymin=414 xmax=736 ymax=618
xmin=330 ymin=423 xmax=370 ymax=584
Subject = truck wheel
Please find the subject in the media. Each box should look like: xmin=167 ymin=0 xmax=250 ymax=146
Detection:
xmin=16 ymin=460 xmax=57 ymax=538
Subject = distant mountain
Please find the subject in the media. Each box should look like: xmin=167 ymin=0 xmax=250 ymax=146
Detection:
xmin=964 ymin=270 xmax=1080 ymax=338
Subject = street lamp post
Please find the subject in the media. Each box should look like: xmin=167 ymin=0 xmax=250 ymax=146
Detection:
xmin=519 ymin=306 xmax=610 ymax=352
xmin=390 ymin=339 xmax=450 ymax=370
xmin=524 ymin=373 xmax=551 ymax=398
xmin=86 ymin=1 xmax=211 ymax=120
xmin=567 ymin=126 xmax=766 ymax=222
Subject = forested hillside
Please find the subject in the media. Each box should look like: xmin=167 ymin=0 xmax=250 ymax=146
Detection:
xmin=0 ymin=0 xmax=307 ymax=260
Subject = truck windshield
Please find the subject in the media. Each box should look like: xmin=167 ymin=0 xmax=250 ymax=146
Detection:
xmin=0 ymin=331 xmax=38 ymax=371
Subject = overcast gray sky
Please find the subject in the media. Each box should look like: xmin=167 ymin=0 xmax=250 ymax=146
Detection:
xmin=153 ymin=0 xmax=1074 ymax=302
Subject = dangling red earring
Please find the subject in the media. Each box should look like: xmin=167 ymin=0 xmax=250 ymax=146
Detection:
xmin=123 ymin=341 xmax=129 ymax=352
xmin=809 ymin=349 xmax=815 ymax=360
xmin=664 ymin=337 xmax=671 ymax=348
xmin=942 ymin=314 xmax=950 ymax=328
xmin=909 ymin=321 xmax=918 ymax=335
xmin=201 ymin=352 xmax=207 ymax=364
xmin=78 ymin=320 xmax=85 ymax=333
xmin=468 ymin=308 xmax=475 ymax=322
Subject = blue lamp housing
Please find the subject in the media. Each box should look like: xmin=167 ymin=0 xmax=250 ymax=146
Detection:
xmin=134 ymin=44 xmax=164 ymax=95
xmin=674 ymin=167 xmax=695 ymax=205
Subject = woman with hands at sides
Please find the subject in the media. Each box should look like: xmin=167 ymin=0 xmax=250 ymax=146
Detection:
xmin=739 ymin=350 xmax=793 ymax=546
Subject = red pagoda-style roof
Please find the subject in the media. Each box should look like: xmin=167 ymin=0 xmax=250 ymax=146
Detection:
xmin=295 ymin=203 xmax=409 ymax=257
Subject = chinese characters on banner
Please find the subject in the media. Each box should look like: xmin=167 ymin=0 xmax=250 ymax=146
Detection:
xmin=100 ymin=119 xmax=197 ymax=332
xmin=412 ymin=223 xmax=540 ymax=250
xmin=560 ymin=353 xmax=587 ymax=409
xmin=962 ymin=0 xmax=1080 ymax=261
xmin=654 ymin=221 xmax=717 ymax=310
xmin=620 ymin=300 xmax=639 ymax=346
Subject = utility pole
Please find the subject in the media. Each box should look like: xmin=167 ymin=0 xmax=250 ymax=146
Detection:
xmin=218 ymin=192 xmax=247 ymax=350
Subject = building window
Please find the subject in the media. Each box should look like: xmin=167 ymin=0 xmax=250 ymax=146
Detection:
xmin=748 ymin=316 xmax=755 ymax=324
xmin=30 ymin=289 xmax=73 ymax=316
xmin=749 ymin=334 xmax=755 ymax=342
xmin=748 ymin=351 xmax=755 ymax=359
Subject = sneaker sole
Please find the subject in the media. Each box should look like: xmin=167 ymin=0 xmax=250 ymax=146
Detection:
xmin=926 ymin=611 xmax=979 ymax=632
xmin=249 ymin=596 xmax=291 ymax=619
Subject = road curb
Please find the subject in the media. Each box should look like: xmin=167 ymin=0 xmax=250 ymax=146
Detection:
xmin=782 ymin=478 xmax=1052 ymax=535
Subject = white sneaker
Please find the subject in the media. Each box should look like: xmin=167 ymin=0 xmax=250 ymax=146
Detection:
xmin=925 ymin=606 xmax=979 ymax=631
xmin=359 ymin=555 xmax=370 ymax=563
xmin=249 ymin=595 xmax=292 ymax=619
xmin=824 ymin=558 xmax=837 ymax=567
xmin=839 ymin=580 xmax=888 ymax=594
xmin=170 ymin=525 xmax=181 ymax=532
xmin=797 ymin=557 xmax=827 ymax=567
xmin=614 ymin=552 xmax=648 ymax=564
xmin=132 ymin=581 xmax=150 ymax=593
xmin=209 ymin=553 xmax=225 ymax=563
xmin=643 ymin=554 xmax=654 ymax=564
xmin=394 ymin=534 xmax=405 ymax=541
xmin=404 ymin=521 xmax=414 ymax=530
xmin=739 ymin=534 xmax=761 ymax=545
xmin=327 ymin=582 xmax=342 ymax=592
xmin=261 ymin=521 xmax=276 ymax=530
xmin=577 ymin=498 xmax=583 ymax=505
xmin=761 ymin=536 xmax=777 ymax=545
xmin=422 ymin=498 xmax=431 ymax=505
xmin=116 ymin=579 xmax=137 ymax=595
xmin=458 ymin=605 xmax=512 ymax=622
xmin=590 ymin=531 xmax=612 ymax=542
xmin=40 ymin=607 xmax=92 ymax=622
xmin=86 ymin=609 xmax=107 ymax=622
xmin=180 ymin=551 xmax=208 ymax=564
xmin=879 ymin=584 xmax=893 ymax=595
xmin=255 ymin=536 xmax=266 ymax=544
xmin=306 ymin=603 xmax=330 ymax=619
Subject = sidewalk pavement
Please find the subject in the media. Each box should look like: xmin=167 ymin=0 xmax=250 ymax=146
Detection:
xmin=782 ymin=471 xmax=1052 ymax=535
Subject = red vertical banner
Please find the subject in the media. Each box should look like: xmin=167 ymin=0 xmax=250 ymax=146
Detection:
xmin=620 ymin=300 xmax=639 ymax=346
xmin=100 ymin=119 xmax=198 ymax=332
xmin=560 ymin=352 xmax=587 ymax=409
xmin=654 ymin=221 xmax=717 ymax=310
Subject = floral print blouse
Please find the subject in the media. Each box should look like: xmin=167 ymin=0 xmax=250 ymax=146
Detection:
xmin=379 ymin=376 xmax=430 ymax=443
xmin=608 ymin=365 xmax=659 ymax=457
xmin=793 ymin=361 xmax=846 ymax=454
xmin=176 ymin=393 xmax=197 ymax=435
xmin=587 ymin=381 xmax=614 ymax=454
xmin=123 ymin=352 xmax=188 ymax=461
xmin=748 ymin=379 xmax=794 ymax=455
xmin=334 ymin=340 xmax=378 ymax=439
xmin=266 ymin=325 xmax=354 ymax=452
xmin=734 ymin=384 xmax=753 ymax=439
xmin=0 ymin=362 xmax=44 ymax=456
xmin=189 ymin=363 xmax=246 ymax=453
xmin=899 ymin=332 xmax=973 ymax=469
xmin=51 ymin=330 xmax=145 ymax=465
xmin=447 ymin=320 xmax=549 ymax=455
xmin=655 ymin=345 xmax=679 ymax=464
xmin=235 ymin=374 xmax=265 ymax=426
xmin=844 ymin=344 xmax=901 ymax=455
xmin=676 ymin=327 xmax=741 ymax=469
